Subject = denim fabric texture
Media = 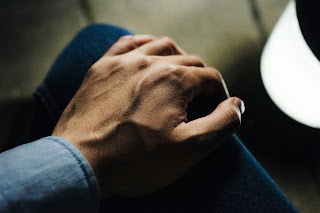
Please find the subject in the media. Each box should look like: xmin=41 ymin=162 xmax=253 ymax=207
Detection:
xmin=0 ymin=136 xmax=100 ymax=213
xmin=22 ymin=24 xmax=298 ymax=212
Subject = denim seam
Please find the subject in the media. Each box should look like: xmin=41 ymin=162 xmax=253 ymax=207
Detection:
xmin=44 ymin=137 xmax=98 ymax=199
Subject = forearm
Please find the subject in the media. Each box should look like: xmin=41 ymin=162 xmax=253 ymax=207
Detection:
xmin=0 ymin=136 xmax=100 ymax=213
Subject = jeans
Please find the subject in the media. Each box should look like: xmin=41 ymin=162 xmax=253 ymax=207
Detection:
xmin=21 ymin=24 xmax=298 ymax=213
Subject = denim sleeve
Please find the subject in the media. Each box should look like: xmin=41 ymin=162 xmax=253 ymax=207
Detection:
xmin=0 ymin=136 xmax=100 ymax=213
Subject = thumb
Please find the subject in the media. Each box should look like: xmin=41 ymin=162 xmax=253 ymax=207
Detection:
xmin=173 ymin=97 xmax=245 ymax=149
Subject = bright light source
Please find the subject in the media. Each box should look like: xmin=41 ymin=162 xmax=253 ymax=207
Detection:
xmin=261 ymin=0 xmax=320 ymax=129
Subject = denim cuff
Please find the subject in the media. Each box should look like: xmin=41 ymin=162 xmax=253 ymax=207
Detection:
xmin=0 ymin=136 xmax=100 ymax=212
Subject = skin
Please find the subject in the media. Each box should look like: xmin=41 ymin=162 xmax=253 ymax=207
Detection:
xmin=52 ymin=35 xmax=245 ymax=199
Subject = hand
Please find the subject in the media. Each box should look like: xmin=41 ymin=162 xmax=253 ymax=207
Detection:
xmin=52 ymin=35 xmax=244 ymax=198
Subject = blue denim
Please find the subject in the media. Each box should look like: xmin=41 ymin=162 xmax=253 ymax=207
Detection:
xmin=0 ymin=136 xmax=100 ymax=213
xmin=23 ymin=24 xmax=298 ymax=212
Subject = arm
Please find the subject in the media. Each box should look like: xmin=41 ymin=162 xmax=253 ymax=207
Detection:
xmin=0 ymin=136 xmax=99 ymax=213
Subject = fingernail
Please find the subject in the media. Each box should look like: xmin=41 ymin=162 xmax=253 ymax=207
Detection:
xmin=235 ymin=99 xmax=245 ymax=114
xmin=240 ymin=100 xmax=245 ymax=114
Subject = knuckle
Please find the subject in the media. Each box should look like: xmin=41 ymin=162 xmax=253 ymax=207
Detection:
xmin=190 ymin=55 xmax=202 ymax=61
xmin=137 ymin=56 xmax=153 ymax=70
xmin=161 ymin=36 xmax=174 ymax=44
xmin=206 ymin=67 xmax=223 ymax=83
xmin=158 ymin=37 xmax=180 ymax=55
xmin=190 ymin=55 xmax=205 ymax=67
xmin=224 ymin=107 xmax=241 ymax=130
xmin=119 ymin=35 xmax=134 ymax=43
xmin=85 ymin=66 xmax=100 ymax=81
xmin=120 ymin=35 xmax=133 ymax=40
xmin=190 ymin=55 xmax=199 ymax=62
xmin=166 ymin=65 xmax=184 ymax=77
xmin=232 ymin=96 xmax=241 ymax=103
xmin=207 ymin=67 xmax=221 ymax=78
xmin=87 ymin=63 xmax=99 ymax=75
xmin=161 ymin=37 xmax=177 ymax=49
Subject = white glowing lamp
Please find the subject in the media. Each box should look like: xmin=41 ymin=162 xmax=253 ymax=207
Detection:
xmin=261 ymin=0 xmax=320 ymax=128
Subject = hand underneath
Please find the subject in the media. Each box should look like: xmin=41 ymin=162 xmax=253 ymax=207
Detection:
xmin=52 ymin=35 xmax=244 ymax=198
